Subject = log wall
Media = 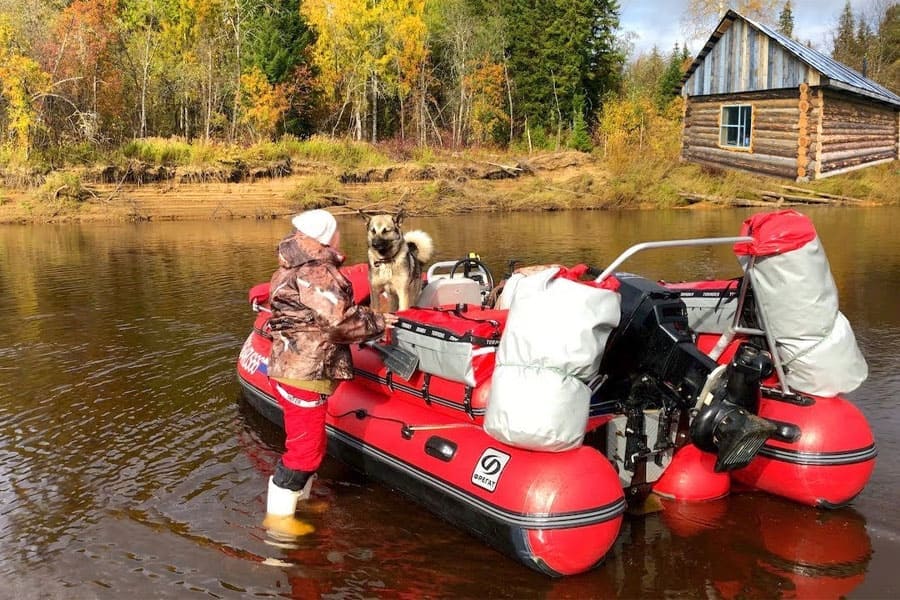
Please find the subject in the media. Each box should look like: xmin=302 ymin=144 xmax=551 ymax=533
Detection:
xmin=817 ymin=90 xmax=899 ymax=177
xmin=682 ymin=89 xmax=800 ymax=179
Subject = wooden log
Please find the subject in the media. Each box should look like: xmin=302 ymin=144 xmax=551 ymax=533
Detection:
xmin=824 ymin=120 xmax=896 ymax=129
xmin=817 ymin=156 xmax=895 ymax=179
xmin=825 ymin=99 xmax=897 ymax=116
xmin=760 ymin=191 xmax=846 ymax=204
xmin=821 ymin=126 xmax=896 ymax=137
xmin=819 ymin=147 xmax=898 ymax=162
xmin=754 ymin=121 xmax=800 ymax=131
xmin=821 ymin=140 xmax=897 ymax=154
xmin=688 ymin=135 xmax=723 ymax=147
xmin=685 ymin=150 xmax=796 ymax=178
xmin=821 ymin=151 xmax=897 ymax=170
xmin=677 ymin=192 xmax=788 ymax=207
xmin=779 ymin=185 xmax=865 ymax=203
xmin=757 ymin=107 xmax=801 ymax=116
xmin=820 ymin=133 xmax=896 ymax=144
xmin=693 ymin=90 xmax=798 ymax=103
xmin=685 ymin=125 xmax=721 ymax=135
xmin=751 ymin=142 xmax=798 ymax=158
xmin=485 ymin=162 xmax=523 ymax=177
xmin=756 ymin=113 xmax=801 ymax=123
xmin=687 ymin=148 xmax=796 ymax=165
xmin=750 ymin=129 xmax=799 ymax=141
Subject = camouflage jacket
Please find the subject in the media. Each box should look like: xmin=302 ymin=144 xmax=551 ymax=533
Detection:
xmin=267 ymin=232 xmax=385 ymax=383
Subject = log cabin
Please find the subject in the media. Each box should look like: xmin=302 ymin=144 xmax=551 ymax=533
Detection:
xmin=679 ymin=10 xmax=900 ymax=181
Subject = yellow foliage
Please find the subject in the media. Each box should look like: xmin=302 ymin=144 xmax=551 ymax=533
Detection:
xmin=240 ymin=68 xmax=290 ymax=141
xmin=465 ymin=60 xmax=509 ymax=145
xmin=385 ymin=0 xmax=428 ymax=97
xmin=597 ymin=94 xmax=683 ymax=174
xmin=0 ymin=16 xmax=51 ymax=160
xmin=302 ymin=0 xmax=377 ymax=99
xmin=302 ymin=0 xmax=428 ymax=137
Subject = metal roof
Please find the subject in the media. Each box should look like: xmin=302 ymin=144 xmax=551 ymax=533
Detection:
xmin=681 ymin=10 xmax=900 ymax=107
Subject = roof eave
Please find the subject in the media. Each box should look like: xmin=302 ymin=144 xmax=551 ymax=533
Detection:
xmin=823 ymin=79 xmax=900 ymax=109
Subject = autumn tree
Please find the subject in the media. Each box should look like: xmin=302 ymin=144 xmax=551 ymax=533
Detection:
xmin=382 ymin=0 xmax=428 ymax=143
xmin=624 ymin=47 xmax=666 ymax=98
xmin=44 ymin=0 xmax=125 ymax=142
xmin=303 ymin=0 xmax=428 ymax=142
xmin=119 ymin=0 xmax=165 ymax=138
xmin=429 ymin=0 xmax=507 ymax=147
xmin=682 ymin=0 xmax=781 ymax=40
xmin=778 ymin=0 xmax=794 ymax=38
xmin=0 ymin=15 xmax=51 ymax=159
xmin=302 ymin=0 xmax=378 ymax=140
xmin=239 ymin=66 xmax=289 ymax=141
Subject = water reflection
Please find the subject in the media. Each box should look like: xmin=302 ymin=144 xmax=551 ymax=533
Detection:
xmin=0 ymin=208 xmax=897 ymax=597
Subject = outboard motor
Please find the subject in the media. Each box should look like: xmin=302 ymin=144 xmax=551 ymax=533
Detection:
xmin=690 ymin=344 xmax=777 ymax=472
xmin=598 ymin=275 xmax=779 ymax=478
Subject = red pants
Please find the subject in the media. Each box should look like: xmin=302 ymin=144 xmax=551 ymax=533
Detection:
xmin=272 ymin=382 xmax=328 ymax=473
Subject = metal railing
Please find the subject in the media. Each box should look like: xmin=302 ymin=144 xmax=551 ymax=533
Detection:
xmin=594 ymin=235 xmax=791 ymax=395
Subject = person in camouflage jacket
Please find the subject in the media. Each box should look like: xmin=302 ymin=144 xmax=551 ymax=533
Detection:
xmin=268 ymin=230 xmax=386 ymax=387
xmin=263 ymin=210 xmax=397 ymax=538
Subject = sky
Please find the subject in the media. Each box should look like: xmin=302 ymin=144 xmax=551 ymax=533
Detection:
xmin=619 ymin=0 xmax=878 ymax=58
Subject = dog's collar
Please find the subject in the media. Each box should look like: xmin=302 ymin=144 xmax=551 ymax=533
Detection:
xmin=371 ymin=247 xmax=401 ymax=267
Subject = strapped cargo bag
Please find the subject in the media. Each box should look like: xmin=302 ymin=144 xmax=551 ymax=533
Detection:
xmin=393 ymin=305 xmax=506 ymax=389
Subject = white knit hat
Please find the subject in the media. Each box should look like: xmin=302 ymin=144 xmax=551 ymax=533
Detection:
xmin=291 ymin=209 xmax=337 ymax=245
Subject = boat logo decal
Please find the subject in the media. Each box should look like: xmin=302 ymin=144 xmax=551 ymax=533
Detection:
xmin=472 ymin=448 xmax=510 ymax=492
xmin=239 ymin=335 xmax=268 ymax=375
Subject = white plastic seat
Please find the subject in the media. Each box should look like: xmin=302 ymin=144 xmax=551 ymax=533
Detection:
xmin=416 ymin=278 xmax=484 ymax=307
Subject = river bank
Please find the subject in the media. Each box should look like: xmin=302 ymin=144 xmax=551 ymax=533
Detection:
xmin=1 ymin=148 xmax=896 ymax=224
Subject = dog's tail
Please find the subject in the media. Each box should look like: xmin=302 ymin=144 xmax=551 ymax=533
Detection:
xmin=404 ymin=230 xmax=434 ymax=263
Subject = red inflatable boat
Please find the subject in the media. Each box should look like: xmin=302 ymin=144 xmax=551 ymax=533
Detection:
xmin=237 ymin=210 xmax=876 ymax=577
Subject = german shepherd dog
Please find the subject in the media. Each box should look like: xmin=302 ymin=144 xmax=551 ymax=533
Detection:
xmin=364 ymin=212 xmax=434 ymax=312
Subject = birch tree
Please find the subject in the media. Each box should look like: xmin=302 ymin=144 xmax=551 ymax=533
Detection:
xmin=681 ymin=0 xmax=781 ymax=41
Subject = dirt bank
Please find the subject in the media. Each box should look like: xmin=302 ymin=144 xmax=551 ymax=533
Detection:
xmin=3 ymin=149 xmax=893 ymax=224
xmin=0 ymin=151 xmax=619 ymax=224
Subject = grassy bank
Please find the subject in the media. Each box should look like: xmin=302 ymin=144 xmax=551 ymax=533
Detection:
xmin=1 ymin=134 xmax=897 ymax=224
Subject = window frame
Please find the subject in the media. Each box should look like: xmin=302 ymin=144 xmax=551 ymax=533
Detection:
xmin=718 ymin=104 xmax=754 ymax=152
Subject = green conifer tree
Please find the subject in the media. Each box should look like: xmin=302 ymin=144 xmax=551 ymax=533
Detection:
xmin=501 ymin=0 xmax=623 ymax=135
xmin=832 ymin=0 xmax=858 ymax=69
xmin=656 ymin=43 xmax=684 ymax=109
xmin=778 ymin=0 xmax=794 ymax=38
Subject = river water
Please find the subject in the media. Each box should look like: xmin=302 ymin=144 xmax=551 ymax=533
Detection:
xmin=0 ymin=208 xmax=897 ymax=599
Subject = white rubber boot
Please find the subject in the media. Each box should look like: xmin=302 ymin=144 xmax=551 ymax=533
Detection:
xmin=263 ymin=475 xmax=316 ymax=538
xmin=266 ymin=476 xmax=300 ymax=517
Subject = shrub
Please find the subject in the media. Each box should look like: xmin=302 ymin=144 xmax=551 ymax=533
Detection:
xmin=38 ymin=172 xmax=88 ymax=203
xmin=121 ymin=137 xmax=194 ymax=165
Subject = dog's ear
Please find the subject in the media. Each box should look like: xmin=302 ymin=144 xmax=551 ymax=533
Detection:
xmin=356 ymin=208 xmax=371 ymax=224
xmin=394 ymin=209 xmax=405 ymax=227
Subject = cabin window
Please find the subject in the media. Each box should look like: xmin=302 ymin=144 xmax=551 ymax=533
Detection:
xmin=720 ymin=105 xmax=752 ymax=148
